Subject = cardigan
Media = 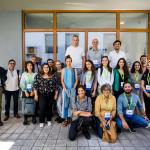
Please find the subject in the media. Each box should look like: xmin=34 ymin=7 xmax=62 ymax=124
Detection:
xmin=112 ymin=69 xmax=131 ymax=91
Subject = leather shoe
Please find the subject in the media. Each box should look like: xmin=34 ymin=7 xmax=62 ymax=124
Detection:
xmin=14 ymin=114 xmax=20 ymax=119
xmin=57 ymin=118 xmax=65 ymax=123
xmin=32 ymin=116 xmax=37 ymax=124
xmin=82 ymin=130 xmax=91 ymax=140
xmin=0 ymin=121 xmax=3 ymax=126
xmin=4 ymin=116 xmax=9 ymax=121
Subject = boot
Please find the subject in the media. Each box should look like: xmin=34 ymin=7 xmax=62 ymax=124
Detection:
xmin=23 ymin=115 xmax=29 ymax=126
xmin=32 ymin=115 xmax=37 ymax=124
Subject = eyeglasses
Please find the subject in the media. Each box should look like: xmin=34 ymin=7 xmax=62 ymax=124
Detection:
xmin=48 ymin=62 xmax=53 ymax=64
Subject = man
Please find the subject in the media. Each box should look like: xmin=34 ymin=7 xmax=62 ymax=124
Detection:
xmin=30 ymin=56 xmax=41 ymax=73
xmin=65 ymin=35 xmax=85 ymax=81
xmin=86 ymin=39 xmax=104 ymax=69
xmin=140 ymin=55 xmax=148 ymax=73
xmin=117 ymin=81 xmax=150 ymax=135
xmin=0 ymin=66 xmax=7 ymax=126
xmin=108 ymin=40 xmax=126 ymax=69
xmin=4 ymin=59 xmax=21 ymax=121
xmin=47 ymin=59 xmax=56 ymax=74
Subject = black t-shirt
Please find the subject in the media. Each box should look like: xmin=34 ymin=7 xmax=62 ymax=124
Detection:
xmin=141 ymin=73 xmax=149 ymax=86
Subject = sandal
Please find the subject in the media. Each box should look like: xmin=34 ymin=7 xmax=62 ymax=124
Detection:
xmin=63 ymin=121 xmax=68 ymax=127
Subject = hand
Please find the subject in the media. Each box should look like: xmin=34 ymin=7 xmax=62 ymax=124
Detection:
xmin=144 ymin=116 xmax=150 ymax=122
xmin=30 ymin=92 xmax=34 ymax=97
xmin=146 ymin=92 xmax=150 ymax=98
xmin=54 ymin=95 xmax=58 ymax=100
xmin=85 ymin=113 xmax=92 ymax=117
xmin=73 ymin=111 xmax=81 ymax=117
xmin=80 ymin=68 xmax=84 ymax=72
xmin=25 ymin=91 xmax=29 ymax=97
xmin=122 ymin=120 xmax=129 ymax=129
xmin=34 ymin=95 xmax=38 ymax=101
xmin=102 ymin=121 xmax=107 ymax=128
xmin=91 ymin=91 xmax=96 ymax=97
xmin=107 ymin=120 xmax=111 ymax=127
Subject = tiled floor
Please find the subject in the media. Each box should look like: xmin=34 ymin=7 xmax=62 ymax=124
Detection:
xmin=0 ymin=114 xmax=150 ymax=150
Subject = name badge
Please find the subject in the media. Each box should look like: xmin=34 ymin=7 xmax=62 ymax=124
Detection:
xmin=146 ymin=85 xmax=150 ymax=92
xmin=86 ymin=84 xmax=91 ymax=90
xmin=0 ymin=79 xmax=1 ymax=86
xmin=27 ymin=84 xmax=32 ymax=91
xmin=105 ymin=113 xmax=111 ymax=120
xmin=121 ymin=82 xmax=124 ymax=89
xmin=126 ymin=110 xmax=133 ymax=117
xmin=135 ymin=84 xmax=140 ymax=90
xmin=93 ymin=60 xmax=98 ymax=67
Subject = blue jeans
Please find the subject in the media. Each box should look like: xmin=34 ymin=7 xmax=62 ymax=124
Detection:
xmin=117 ymin=115 xmax=149 ymax=129
xmin=76 ymin=68 xmax=82 ymax=81
xmin=56 ymin=86 xmax=62 ymax=115
xmin=95 ymin=117 xmax=103 ymax=138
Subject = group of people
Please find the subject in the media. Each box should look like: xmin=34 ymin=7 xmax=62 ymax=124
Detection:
xmin=0 ymin=35 xmax=150 ymax=143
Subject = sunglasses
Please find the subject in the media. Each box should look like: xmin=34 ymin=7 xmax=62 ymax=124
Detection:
xmin=48 ymin=62 xmax=53 ymax=64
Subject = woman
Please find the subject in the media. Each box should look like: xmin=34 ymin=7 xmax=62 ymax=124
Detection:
xmin=95 ymin=84 xmax=117 ymax=142
xmin=61 ymin=55 xmax=78 ymax=127
xmin=20 ymin=61 xmax=37 ymax=125
xmin=47 ymin=59 xmax=56 ymax=74
xmin=130 ymin=61 xmax=144 ymax=116
xmin=69 ymin=85 xmax=93 ymax=141
xmin=141 ymin=61 xmax=150 ymax=119
xmin=33 ymin=63 xmax=59 ymax=127
xmin=54 ymin=60 xmax=65 ymax=123
xmin=113 ymin=58 xmax=131 ymax=100
xmin=80 ymin=60 xmax=97 ymax=112
xmin=97 ymin=56 xmax=114 ymax=95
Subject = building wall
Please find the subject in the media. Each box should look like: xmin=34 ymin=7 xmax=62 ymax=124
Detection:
xmin=0 ymin=10 xmax=22 ymax=111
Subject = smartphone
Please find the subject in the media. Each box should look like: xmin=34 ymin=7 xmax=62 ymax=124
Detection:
xmin=106 ymin=124 xmax=110 ymax=130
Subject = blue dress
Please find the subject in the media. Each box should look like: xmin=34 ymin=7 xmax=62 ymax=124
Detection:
xmin=62 ymin=67 xmax=75 ymax=118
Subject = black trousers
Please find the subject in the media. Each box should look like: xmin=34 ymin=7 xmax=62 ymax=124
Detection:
xmin=5 ymin=90 xmax=19 ymax=116
xmin=39 ymin=92 xmax=55 ymax=123
xmin=143 ymin=92 xmax=150 ymax=119
xmin=69 ymin=117 xmax=93 ymax=141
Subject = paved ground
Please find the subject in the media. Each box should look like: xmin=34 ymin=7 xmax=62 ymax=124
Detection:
xmin=0 ymin=114 xmax=150 ymax=150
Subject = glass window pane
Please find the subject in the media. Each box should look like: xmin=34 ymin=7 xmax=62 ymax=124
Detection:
xmin=57 ymin=13 xmax=116 ymax=29
xmin=88 ymin=32 xmax=117 ymax=56
xmin=120 ymin=32 xmax=148 ymax=64
xmin=57 ymin=32 xmax=85 ymax=64
xmin=25 ymin=32 xmax=53 ymax=65
xmin=120 ymin=13 xmax=148 ymax=29
xmin=25 ymin=13 xmax=53 ymax=29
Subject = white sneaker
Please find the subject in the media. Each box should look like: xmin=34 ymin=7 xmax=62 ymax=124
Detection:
xmin=40 ymin=123 xmax=44 ymax=128
xmin=145 ymin=123 xmax=150 ymax=128
xmin=48 ymin=121 xmax=51 ymax=126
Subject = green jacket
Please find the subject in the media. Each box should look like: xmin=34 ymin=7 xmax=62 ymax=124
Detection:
xmin=112 ymin=69 xmax=131 ymax=91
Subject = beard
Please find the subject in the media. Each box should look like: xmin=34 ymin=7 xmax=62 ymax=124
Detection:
xmin=124 ymin=89 xmax=132 ymax=94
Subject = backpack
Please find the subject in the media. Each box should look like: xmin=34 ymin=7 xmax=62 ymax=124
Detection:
xmin=22 ymin=98 xmax=36 ymax=115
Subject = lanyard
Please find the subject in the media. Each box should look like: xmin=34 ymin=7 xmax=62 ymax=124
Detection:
xmin=143 ymin=67 xmax=146 ymax=73
xmin=102 ymin=94 xmax=110 ymax=111
xmin=27 ymin=73 xmax=33 ymax=84
xmin=123 ymin=93 xmax=132 ymax=109
xmin=118 ymin=69 xmax=124 ymax=81
xmin=91 ymin=49 xmax=99 ymax=59
xmin=51 ymin=68 xmax=53 ymax=72
xmin=134 ymin=73 xmax=139 ymax=83
xmin=147 ymin=73 xmax=150 ymax=85
xmin=103 ymin=67 xmax=109 ymax=79
xmin=87 ymin=71 xmax=92 ymax=83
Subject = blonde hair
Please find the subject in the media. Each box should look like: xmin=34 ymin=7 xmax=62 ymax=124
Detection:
xmin=55 ymin=60 xmax=61 ymax=64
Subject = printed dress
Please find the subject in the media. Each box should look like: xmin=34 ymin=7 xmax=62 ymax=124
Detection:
xmin=62 ymin=67 xmax=75 ymax=118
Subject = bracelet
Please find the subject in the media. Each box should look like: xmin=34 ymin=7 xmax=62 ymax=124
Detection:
xmin=143 ymin=115 xmax=147 ymax=117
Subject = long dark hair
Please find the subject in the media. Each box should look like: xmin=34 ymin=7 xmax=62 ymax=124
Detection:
xmin=38 ymin=63 xmax=52 ymax=77
xmin=100 ymin=56 xmax=112 ymax=73
xmin=25 ymin=61 xmax=35 ymax=73
xmin=131 ymin=61 xmax=142 ymax=74
xmin=83 ymin=60 xmax=96 ymax=79
xmin=115 ymin=58 xmax=129 ymax=78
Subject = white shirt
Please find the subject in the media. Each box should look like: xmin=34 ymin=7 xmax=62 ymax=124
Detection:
xmin=65 ymin=46 xmax=85 ymax=68
xmin=108 ymin=50 xmax=126 ymax=69
xmin=97 ymin=68 xmax=114 ymax=88
xmin=5 ymin=69 xmax=21 ymax=91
